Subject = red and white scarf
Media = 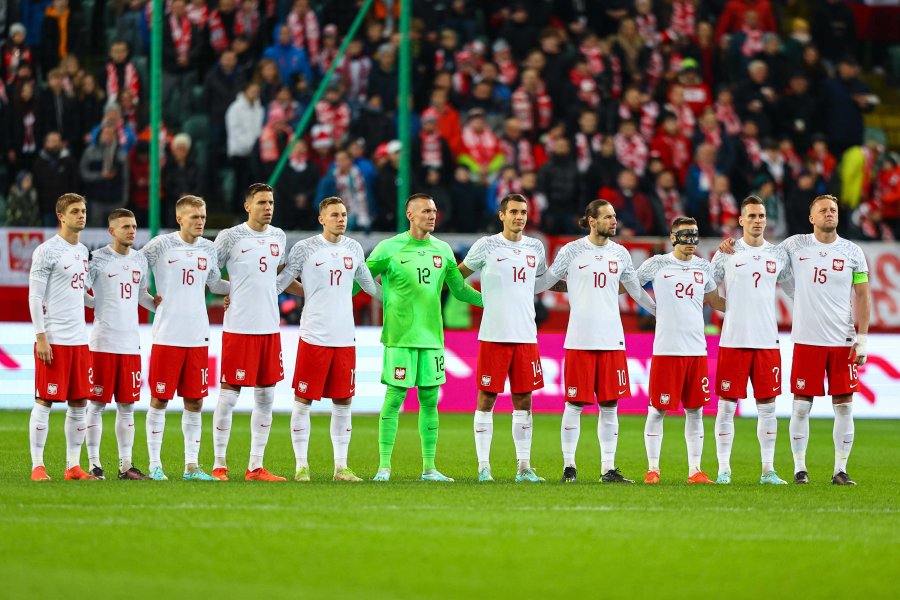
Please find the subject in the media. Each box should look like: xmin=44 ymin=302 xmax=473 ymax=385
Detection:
xmin=169 ymin=15 xmax=192 ymax=57
xmin=315 ymin=100 xmax=351 ymax=145
xmin=287 ymin=9 xmax=320 ymax=61
xmin=22 ymin=111 xmax=36 ymax=153
xmin=646 ymin=49 xmax=664 ymax=92
xmin=702 ymin=125 xmax=722 ymax=149
xmin=419 ymin=131 xmax=444 ymax=168
xmin=452 ymin=71 xmax=472 ymax=97
xmin=671 ymin=1 xmax=696 ymax=40
xmin=187 ymin=3 xmax=208 ymax=27
xmin=461 ymin=125 xmax=500 ymax=168
xmin=259 ymin=124 xmax=280 ymax=162
xmin=495 ymin=57 xmax=518 ymax=87
xmin=709 ymin=191 xmax=738 ymax=232
xmin=619 ymin=101 xmax=659 ymax=141
xmin=657 ymin=186 xmax=683 ymax=225
xmin=570 ymin=70 xmax=600 ymax=108
xmin=666 ymin=102 xmax=695 ymax=138
xmin=715 ymin=102 xmax=742 ymax=135
xmin=336 ymin=55 xmax=371 ymax=101
xmin=580 ymin=43 xmax=605 ymax=76
xmin=742 ymin=136 xmax=761 ymax=169
xmin=635 ymin=13 xmax=659 ymax=47
xmin=741 ymin=26 xmax=763 ymax=58
xmin=575 ymin=131 xmax=603 ymax=173
xmin=500 ymin=137 xmax=536 ymax=172
xmin=614 ymin=133 xmax=649 ymax=175
xmin=511 ymin=86 xmax=552 ymax=133
xmin=3 ymin=46 xmax=33 ymax=85
xmin=234 ymin=7 xmax=260 ymax=42
xmin=208 ymin=9 xmax=231 ymax=53
xmin=335 ymin=165 xmax=368 ymax=222
xmin=106 ymin=62 xmax=139 ymax=100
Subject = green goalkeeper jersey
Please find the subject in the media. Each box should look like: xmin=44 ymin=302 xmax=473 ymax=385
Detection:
xmin=367 ymin=232 xmax=482 ymax=349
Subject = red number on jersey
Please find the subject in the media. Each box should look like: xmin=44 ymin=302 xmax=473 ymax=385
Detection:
xmin=593 ymin=272 xmax=607 ymax=288
xmin=120 ymin=282 xmax=132 ymax=299
xmin=512 ymin=266 xmax=526 ymax=283
xmin=674 ymin=282 xmax=694 ymax=299
xmin=259 ymin=257 xmax=268 ymax=272
xmin=330 ymin=269 xmax=342 ymax=286
xmin=752 ymin=272 xmax=761 ymax=288
xmin=182 ymin=269 xmax=195 ymax=285
xmin=813 ymin=267 xmax=827 ymax=284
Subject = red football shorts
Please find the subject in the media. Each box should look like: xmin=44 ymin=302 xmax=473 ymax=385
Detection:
xmin=149 ymin=344 xmax=209 ymax=400
xmin=34 ymin=344 xmax=92 ymax=402
xmin=221 ymin=332 xmax=284 ymax=387
xmin=292 ymin=339 xmax=356 ymax=400
xmin=791 ymin=343 xmax=858 ymax=397
xmin=563 ymin=349 xmax=630 ymax=403
xmin=649 ymin=355 xmax=710 ymax=411
xmin=477 ymin=341 xmax=543 ymax=394
xmin=716 ymin=347 xmax=782 ymax=400
xmin=90 ymin=351 xmax=142 ymax=403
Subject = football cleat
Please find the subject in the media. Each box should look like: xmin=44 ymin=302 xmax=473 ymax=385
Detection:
xmin=118 ymin=466 xmax=152 ymax=480
xmin=794 ymin=470 xmax=809 ymax=485
xmin=183 ymin=467 xmax=218 ymax=481
xmin=515 ymin=468 xmax=545 ymax=483
xmin=64 ymin=466 xmax=99 ymax=480
xmin=832 ymin=471 xmax=857 ymax=486
xmin=90 ymin=465 xmax=105 ymax=480
xmin=759 ymin=471 xmax=788 ymax=485
xmin=148 ymin=466 xmax=168 ymax=481
xmin=644 ymin=470 xmax=660 ymax=484
xmin=333 ymin=468 xmax=362 ymax=482
xmin=422 ymin=469 xmax=454 ymax=482
xmin=31 ymin=466 xmax=51 ymax=481
xmin=211 ymin=467 xmax=230 ymax=481
xmin=372 ymin=468 xmax=391 ymax=482
xmin=478 ymin=467 xmax=494 ymax=482
xmin=716 ymin=472 xmax=731 ymax=485
xmin=294 ymin=466 xmax=311 ymax=482
xmin=561 ymin=466 xmax=577 ymax=483
xmin=601 ymin=468 xmax=634 ymax=484
xmin=687 ymin=471 xmax=716 ymax=484
xmin=246 ymin=467 xmax=287 ymax=482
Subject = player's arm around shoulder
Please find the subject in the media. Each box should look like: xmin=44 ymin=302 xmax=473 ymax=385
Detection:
xmin=204 ymin=243 xmax=230 ymax=295
xmin=635 ymin=254 xmax=660 ymax=287
xmin=443 ymin=242 xmax=483 ymax=307
xmin=701 ymin=261 xmax=725 ymax=312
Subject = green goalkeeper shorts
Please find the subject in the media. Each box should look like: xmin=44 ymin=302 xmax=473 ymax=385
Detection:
xmin=381 ymin=347 xmax=446 ymax=389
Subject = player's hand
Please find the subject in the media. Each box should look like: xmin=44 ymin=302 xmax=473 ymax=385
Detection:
xmin=36 ymin=336 xmax=52 ymax=365
xmin=153 ymin=295 xmax=163 ymax=307
xmin=223 ymin=295 xmax=231 ymax=311
xmin=851 ymin=334 xmax=867 ymax=366
xmin=718 ymin=238 xmax=737 ymax=254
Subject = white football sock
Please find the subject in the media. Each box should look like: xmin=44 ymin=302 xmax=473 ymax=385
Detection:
xmin=64 ymin=405 xmax=87 ymax=470
xmin=291 ymin=401 xmax=311 ymax=470
xmin=115 ymin=403 xmax=136 ymax=472
xmin=249 ymin=387 xmax=275 ymax=471
xmin=833 ymin=403 xmax=854 ymax=476
xmin=29 ymin=403 xmax=51 ymax=469
xmin=599 ymin=405 xmax=619 ymax=474
xmin=146 ymin=406 xmax=166 ymax=470
xmin=757 ymin=402 xmax=777 ymax=475
xmin=560 ymin=402 xmax=582 ymax=468
xmin=330 ymin=403 xmax=352 ymax=471
xmin=644 ymin=406 xmax=665 ymax=472
xmin=685 ymin=408 xmax=704 ymax=476
xmin=474 ymin=410 xmax=493 ymax=470
xmin=512 ymin=410 xmax=532 ymax=472
xmin=182 ymin=409 xmax=202 ymax=469
xmin=715 ymin=400 xmax=736 ymax=476
xmin=212 ymin=388 xmax=240 ymax=469
xmin=790 ymin=399 xmax=811 ymax=473
xmin=86 ymin=401 xmax=105 ymax=467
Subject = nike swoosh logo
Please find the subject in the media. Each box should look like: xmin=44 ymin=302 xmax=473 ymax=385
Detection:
xmin=200 ymin=389 xmax=208 ymax=394
xmin=521 ymin=425 xmax=532 ymax=430
xmin=578 ymin=264 xmax=590 ymax=269
xmin=63 ymin=264 xmax=73 ymax=270
xmin=564 ymin=426 xmax=577 ymax=430
xmin=766 ymin=431 xmax=776 ymax=435
xmin=799 ymin=257 xmax=811 ymax=261
xmin=427 ymin=426 xmax=438 ymax=430
xmin=152 ymin=430 xmax=163 ymax=434
xmin=132 ymin=392 xmax=140 ymax=397
xmin=292 ymin=429 xmax=306 ymax=432
xmin=533 ymin=380 xmax=541 ymax=385
xmin=496 ymin=258 xmax=509 ymax=262
xmin=735 ymin=263 xmax=746 ymax=268
xmin=315 ymin=261 xmax=326 ymax=266
xmin=475 ymin=428 xmax=487 ymax=433
xmin=260 ymin=424 xmax=270 ymax=428
xmin=36 ymin=427 xmax=47 ymax=431
xmin=346 ymin=428 xmax=352 ymax=432
xmin=381 ymin=417 xmax=390 ymax=420
xmin=792 ymin=436 xmax=803 ymax=440
xmin=618 ymin=389 xmax=627 ymax=395
xmin=241 ymin=249 xmax=252 ymax=254
xmin=128 ymin=424 xmax=134 ymax=428
xmin=215 ymin=427 xmax=228 ymax=431
xmin=849 ymin=384 xmax=858 ymax=389
xmin=76 ymin=427 xmax=86 ymax=432
xmin=167 ymin=259 xmax=179 ymax=264
xmin=107 ymin=273 xmax=118 ymax=278
xmin=717 ymin=433 xmax=731 ymax=436
xmin=400 ymin=259 xmax=412 ymax=264
xmin=663 ymin=274 xmax=674 ymax=278
xmin=772 ymin=387 xmax=780 ymax=391
xmin=87 ymin=424 xmax=98 ymax=429
xmin=646 ymin=434 xmax=659 ymax=437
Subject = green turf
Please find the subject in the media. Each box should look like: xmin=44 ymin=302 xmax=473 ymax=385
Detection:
xmin=1 ymin=409 xmax=897 ymax=599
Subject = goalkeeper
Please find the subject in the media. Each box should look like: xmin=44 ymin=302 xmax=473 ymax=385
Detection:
xmin=367 ymin=193 xmax=483 ymax=482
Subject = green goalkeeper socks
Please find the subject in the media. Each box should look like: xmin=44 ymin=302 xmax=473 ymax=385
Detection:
xmin=378 ymin=385 xmax=406 ymax=469
xmin=418 ymin=386 xmax=439 ymax=472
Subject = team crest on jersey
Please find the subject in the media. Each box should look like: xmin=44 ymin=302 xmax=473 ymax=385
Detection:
xmin=819 ymin=251 xmax=827 ymax=258
xmin=481 ymin=375 xmax=492 ymax=386
xmin=297 ymin=381 xmax=308 ymax=393
xmin=526 ymin=255 xmax=536 ymax=267
xmin=609 ymin=261 xmax=618 ymax=273
xmin=93 ymin=385 xmax=104 ymax=396
xmin=344 ymin=256 xmax=354 ymax=269
xmin=766 ymin=261 xmax=776 ymax=274
xmin=833 ymin=259 xmax=844 ymax=271
xmin=132 ymin=270 xmax=141 ymax=283
xmin=512 ymin=249 xmax=521 ymax=255
xmin=156 ymin=382 xmax=166 ymax=394
xmin=694 ymin=271 xmax=703 ymax=284
xmin=270 ymin=243 xmax=280 ymax=257
xmin=796 ymin=379 xmax=806 ymax=390
xmin=753 ymin=255 xmax=761 ymax=261
xmin=47 ymin=383 xmax=58 ymax=396
xmin=567 ymin=386 xmax=577 ymax=398
xmin=721 ymin=380 xmax=731 ymax=392
xmin=197 ymin=257 xmax=207 ymax=270
xmin=186 ymin=251 xmax=193 ymax=258
xmin=235 ymin=369 xmax=246 ymax=382
xmin=659 ymin=393 xmax=670 ymax=405
xmin=394 ymin=367 xmax=407 ymax=381
xmin=433 ymin=256 xmax=443 ymax=268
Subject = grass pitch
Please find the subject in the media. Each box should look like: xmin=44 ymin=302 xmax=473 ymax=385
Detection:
xmin=0 ymin=410 xmax=897 ymax=599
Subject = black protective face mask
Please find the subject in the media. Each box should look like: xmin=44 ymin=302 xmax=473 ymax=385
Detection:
xmin=672 ymin=228 xmax=699 ymax=245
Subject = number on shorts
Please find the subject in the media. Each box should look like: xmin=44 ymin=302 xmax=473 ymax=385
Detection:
xmin=848 ymin=364 xmax=858 ymax=381
xmin=701 ymin=377 xmax=709 ymax=394
xmin=772 ymin=366 xmax=780 ymax=383
xmin=532 ymin=361 xmax=542 ymax=378
xmin=617 ymin=369 xmax=627 ymax=387
xmin=131 ymin=371 xmax=141 ymax=388
xmin=433 ymin=355 xmax=445 ymax=372
xmin=201 ymin=368 xmax=209 ymax=386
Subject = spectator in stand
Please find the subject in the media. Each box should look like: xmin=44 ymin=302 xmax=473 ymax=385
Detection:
xmin=286 ymin=0 xmax=321 ymax=64
xmin=412 ymin=108 xmax=453 ymax=189
xmin=309 ymin=123 xmax=336 ymax=175
xmin=714 ymin=0 xmax=776 ymax=42
xmin=821 ymin=55 xmax=877 ymax=158
xmin=664 ymin=83 xmax=697 ymax=140
xmin=714 ymin=87 xmax=742 ymax=137
xmin=874 ymin=154 xmax=900 ymax=239
xmin=32 ymin=131 xmax=79 ymax=226
xmin=6 ymin=170 xmax=40 ymax=226
xmin=427 ymin=86 xmax=462 ymax=157
xmin=614 ymin=119 xmax=649 ymax=177
xmin=252 ymin=58 xmax=283 ymax=106
xmin=2 ymin=23 xmax=34 ymax=85
xmin=101 ymin=40 xmax=141 ymax=106
xmin=725 ymin=9 xmax=765 ymax=83
xmin=39 ymin=0 xmax=81 ymax=76
xmin=163 ymin=133 xmax=204 ymax=227
xmin=783 ymin=18 xmax=811 ymax=68
xmin=263 ymin=24 xmax=312 ymax=92
xmin=694 ymin=107 xmax=736 ymax=174
xmin=335 ymin=38 xmax=371 ymax=108
xmin=38 ymin=67 xmax=79 ymax=148
xmin=685 ymin=142 xmax=719 ymax=219
xmin=511 ymin=67 xmax=552 ymax=143
xmin=315 ymin=24 xmax=340 ymax=77
xmin=316 ymin=148 xmax=372 ymax=231
xmin=651 ymin=168 xmax=684 ymax=230
xmin=128 ymin=140 xmax=150 ymax=224
xmin=203 ymin=49 xmax=245 ymax=188
xmin=80 ymin=122 xmax=129 ymax=225
xmin=449 ymin=164 xmax=482 ymax=232
xmin=458 ymin=107 xmax=504 ymax=186
xmin=233 ymin=0 xmax=262 ymax=55
xmin=652 ymin=112 xmax=693 ymax=187
xmin=8 ymin=79 xmax=39 ymax=173
xmin=275 ymin=138 xmax=320 ymax=231
xmin=89 ymin=105 xmax=137 ymax=154
xmin=707 ymin=174 xmax=739 ymax=237
xmin=225 ymin=80 xmax=264 ymax=212
xmin=808 ymin=135 xmax=837 ymax=185
xmin=538 ymin=136 xmax=581 ymax=234
xmin=368 ymin=43 xmax=399 ymax=113
xmin=163 ymin=0 xmax=204 ymax=125
xmin=374 ymin=139 xmax=401 ymax=231
xmin=811 ymin=0 xmax=858 ymax=65
xmin=777 ymin=72 xmax=818 ymax=154
xmin=677 ymin=58 xmax=712 ymax=117
xmin=208 ymin=0 xmax=240 ymax=56
xmin=350 ymin=93 xmax=395 ymax=153
xmin=572 ymin=109 xmax=603 ymax=192
xmin=76 ymin=73 xmax=106 ymax=148
xmin=785 ymin=169 xmax=818 ymax=235
xmin=610 ymin=17 xmax=651 ymax=90
xmin=734 ymin=60 xmax=778 ymax=139
xmin=315 ymin=81 xmax=351 ymax=148
xmin=497 ymin=3 xmax=538 ymax=62
xmin=600 ymin=168 xmax=658 ymax=237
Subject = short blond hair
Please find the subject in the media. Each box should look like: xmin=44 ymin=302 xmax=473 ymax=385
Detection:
xmin=319 ymin=196 xmax=345 ymax=213
xmin=175 ymin=195 xmax=206 ymax=214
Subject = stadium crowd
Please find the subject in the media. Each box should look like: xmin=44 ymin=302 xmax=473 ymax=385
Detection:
xmin=0 ymin=0 xmax=898 ymax=239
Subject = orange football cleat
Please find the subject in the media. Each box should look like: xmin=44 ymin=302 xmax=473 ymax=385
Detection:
xmin=687 ymin=471 xmax=716 ymax=484
xmin=644 ymin=470 xmax=660 ymax=484
xmin=211 ymin=468 xmax=230 ymax=481
xmin=245 ymin=467 xmax=287 ymax=482
xmin=64 ymin=466 xmax=99 ymax=480
xmin=31 ymin=466 xmax=51 ymax=481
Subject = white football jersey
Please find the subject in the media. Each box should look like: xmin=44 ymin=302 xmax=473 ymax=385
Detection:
xmin=711 ymin=239 xmax=790 ymax=349
xmin=781 ymin=234 xmax=867 ymax=347
xmin=276 ymin=234 xmax=377 ymax=347
xmin=637 ymin=253 xmax=717 ymax=356
xmin=463 ymin=233 xmax=547 ymax=343
xmin=549 ymin=237 xmax=637 ymax=350
xmin=215 ymin=223 xmax=286 ymax=335
xmin=141 ymin=232 xmax=224 ymax=347
xmin=28 ymin=235 xmax=89 ymax=345
xmin=86 ymin=246 xmax=149 ymax=354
